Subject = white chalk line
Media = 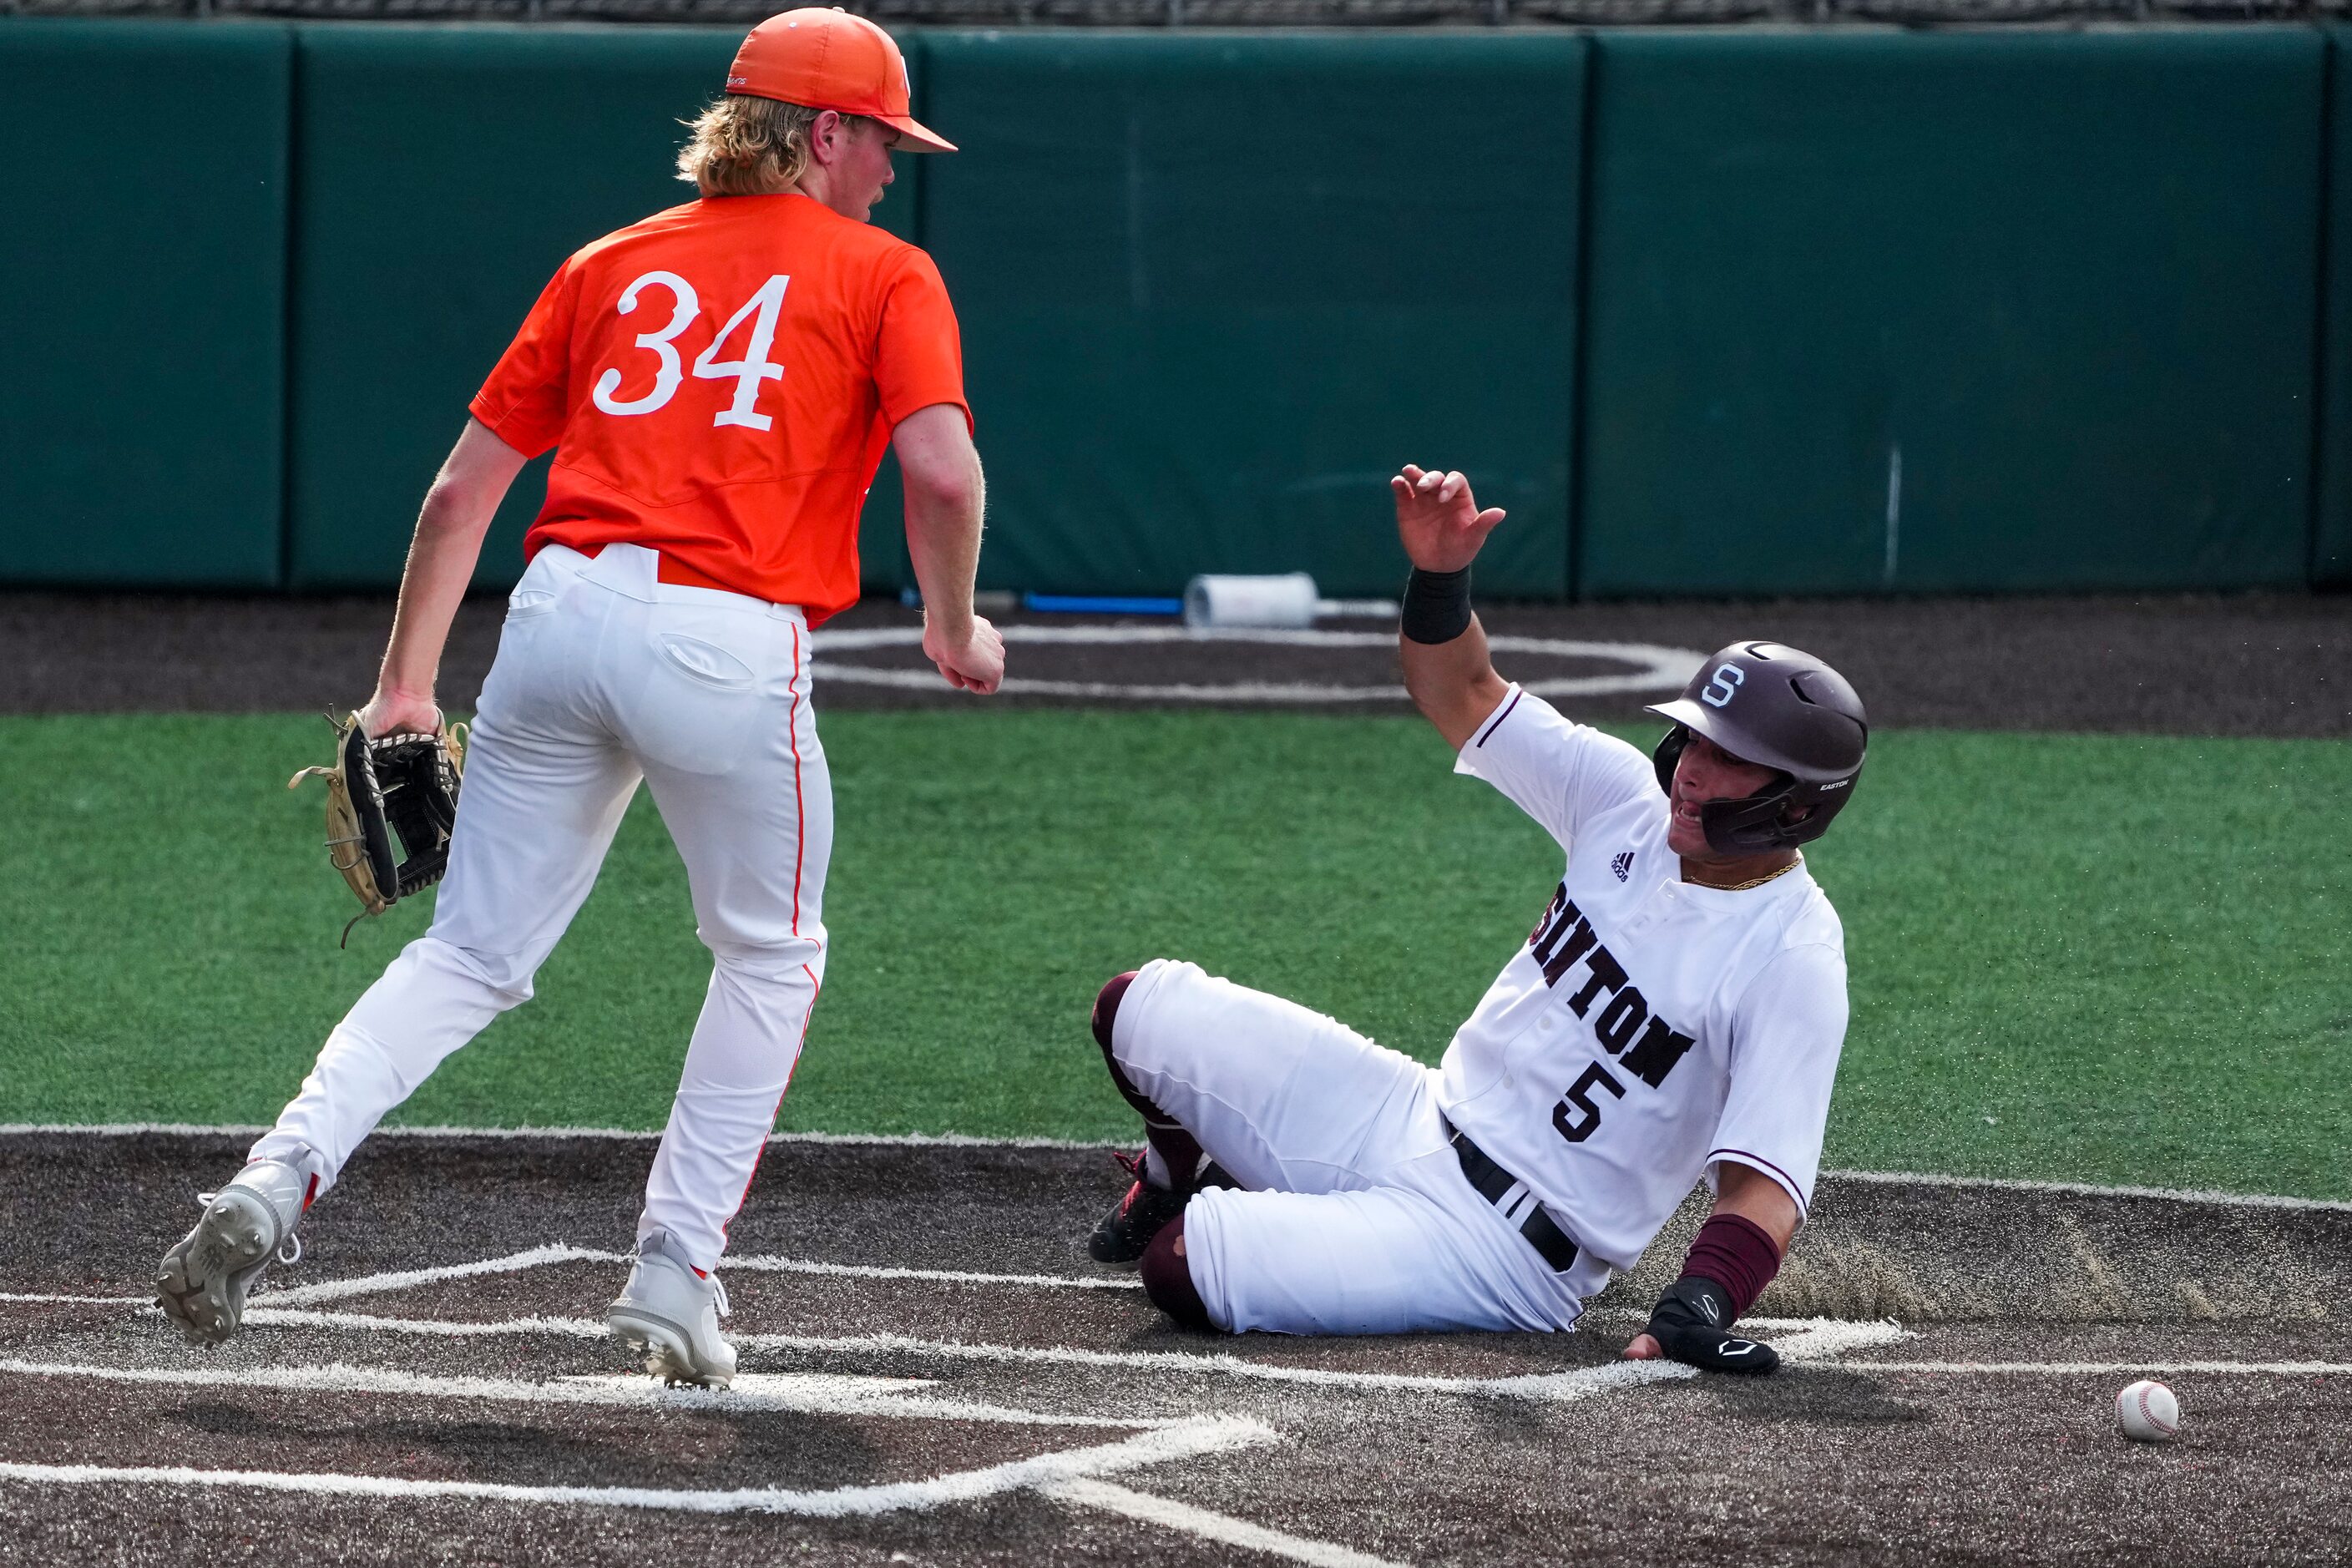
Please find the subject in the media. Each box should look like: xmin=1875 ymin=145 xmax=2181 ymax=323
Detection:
xmin=0 ymin=1292 xmax=143 ymax=1305
xmin=812 ymin=625 xmax=1702 ymax=703
xmin=1465 ymin=1358 xmax=1695 ymax=1399
xmin=72 ymin=1235 xmax=1900 ymax=1399
xmin=724 ymin=1255 xmax=1145 ymax=1292
xmin=121 ymin=1296 xmax=2336 ymax=1393
xmin=0 ymin=1414 xmax=1277 ymax=1518
xmin=240 ymin=1303 xmax=2322 ymax=1397
xmin=0 ymin=1123 xmax=1122 ymax=1151
xmin=1045 ymin=1477 xmax=1409 ymax=1568
xmin=840 ymin=670 xmax=1407 ymax=702
xmin=0 ymin=1359 xmax=1157 ymax=1431
xmin=1835 ymin=1361 xmax=2352 ymax=1377
xmin=244 ymin=1305 xmax=598 ymax=1339
xmin=0 ymin=1360 xmax=1388 ymax=1565
xmin=0 ymin=1363 xmax=1388 ymax=1565
xmin=816 ymin=670 xmax=1688 ymax=703
xmin=260 ymin=1243 xmax=609 ymax=1307
xmin=15 ymin=1125 xmax=2343 ymax=1213
xmin=236 ymin=1303 xmax=1700 ymax=1402
xmin=13 ymin=1250 xmax=1380 ymax=1563
xmin=817 ymin=670 xmax=1687 ymax=704
xmin=1465 ymin=1320 xmax=1909 ymax=1398
xmin=1751 ymin=1318 xmax=1915 ymax=1360
xmin=11 ymin=1237 xmax=1849 ymax=1564
xmin=253 ymin=1247 xmax=1142 ymax=1312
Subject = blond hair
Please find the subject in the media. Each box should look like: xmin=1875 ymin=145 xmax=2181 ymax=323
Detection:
xmin=676 ymin=94 xmax=874 ymax=197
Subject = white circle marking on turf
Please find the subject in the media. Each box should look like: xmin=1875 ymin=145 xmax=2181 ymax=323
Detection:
xmin=809 ymin=625 xmax=1709 ymax=704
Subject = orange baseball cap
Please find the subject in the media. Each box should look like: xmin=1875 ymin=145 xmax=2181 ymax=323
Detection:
xmin=726 ymin=8 xmax=955 ymax=154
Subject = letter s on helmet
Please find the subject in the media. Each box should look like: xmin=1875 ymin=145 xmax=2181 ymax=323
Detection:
xmin=1644 ymin=642 xmax=1868 ymax=855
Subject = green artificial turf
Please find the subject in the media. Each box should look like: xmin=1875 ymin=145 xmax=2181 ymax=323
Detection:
xmin=1 ymin=711 xmax=2344 ymax=1199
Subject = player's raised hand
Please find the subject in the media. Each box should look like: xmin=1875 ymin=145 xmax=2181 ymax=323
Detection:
xmin=923 ymin=613 xmax=1006 ymax=695
xmin=1391 ymin=464 xmax=1506 ymax=574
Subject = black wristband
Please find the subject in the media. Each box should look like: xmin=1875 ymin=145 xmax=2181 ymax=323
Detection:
xmin=1400 ymin=566 xmax=1473 ymax=645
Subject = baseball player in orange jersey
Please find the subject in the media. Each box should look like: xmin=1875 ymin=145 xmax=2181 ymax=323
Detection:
xmin=157 ymin=8 xmax=997 ymax=1387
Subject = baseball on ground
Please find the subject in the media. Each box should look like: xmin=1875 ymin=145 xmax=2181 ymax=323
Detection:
xmin=2116 ymin=1378 xmax=2180 ymax=1442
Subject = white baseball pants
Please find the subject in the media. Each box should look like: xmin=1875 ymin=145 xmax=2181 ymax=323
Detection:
xmin=253 ymin=543 xmax=831 ymax=1271
xmin=1110 ymin=959 xmax=1606 ymax=1334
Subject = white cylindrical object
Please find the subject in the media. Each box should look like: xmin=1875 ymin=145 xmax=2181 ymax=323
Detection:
xmin=1183 ymin=573 xmax=1319 ymax=630
xmin=1316 ymin=597 xmax=1401 ymax=620
xmin=2116 ymin=1379 xmax=2180 ymax=1442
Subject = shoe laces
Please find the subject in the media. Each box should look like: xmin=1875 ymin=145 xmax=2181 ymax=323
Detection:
xmin=1109 ymin=1149 xmax=1165 ymax=1220
xmin=642 ymin=1231 xmax=730 ymax=1318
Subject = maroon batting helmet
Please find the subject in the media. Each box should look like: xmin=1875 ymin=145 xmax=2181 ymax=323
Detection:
xmin=1645 ymin=641 xmax=1868 ymax=854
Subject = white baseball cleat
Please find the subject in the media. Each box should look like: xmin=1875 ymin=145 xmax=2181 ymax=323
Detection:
xmin=605 ymin=1230 xmax=737 ymax=1389
xmin=154 ymin=1151 xmax=317 ymax=1347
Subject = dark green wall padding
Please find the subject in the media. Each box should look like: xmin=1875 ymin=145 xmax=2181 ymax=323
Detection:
xmin=1577 ymin=28 xmax=2326 ymax=597
xmin=0 ymin=21 xmax=289 ymax=589
xmin=2317 ymin=25 xmax=2352 ymax=589
xmin=1 ymin=22 xmax=2347 ymax=599
xmin=285 ymin=24 xmax=918 ymax=593
xmin=922 ymin=33 xmax=1585 ymax=599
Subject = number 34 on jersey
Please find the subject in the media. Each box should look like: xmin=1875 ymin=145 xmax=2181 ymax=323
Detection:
xmin=591 ymin=270 xmax=792 ymax=432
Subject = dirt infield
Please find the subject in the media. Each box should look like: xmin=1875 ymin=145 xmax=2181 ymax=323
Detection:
xmin=4 ymin=589 xmax=2347 ymax=735
xmin=5 ymin=1130 xmax=2345 ymax=1566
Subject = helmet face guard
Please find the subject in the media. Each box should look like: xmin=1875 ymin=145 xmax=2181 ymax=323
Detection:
xmin=1651 ymin=726 xmax=1844 ymax=854
xmin=1646 ymin=642 xmax=1868 ymax=857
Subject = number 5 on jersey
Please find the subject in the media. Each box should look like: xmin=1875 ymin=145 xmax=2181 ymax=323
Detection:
xmin=1552 ymin=1060 xmax=1624 ymax=1144
xmin=592 ymin=270 xmax=791 ymax=432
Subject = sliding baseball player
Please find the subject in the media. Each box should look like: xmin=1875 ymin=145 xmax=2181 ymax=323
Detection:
xmin=1086 ymin=466 xmax=1868 ymax=1369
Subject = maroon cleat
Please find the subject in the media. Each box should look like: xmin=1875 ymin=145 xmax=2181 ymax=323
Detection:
xmin=1086 ymin=1150 xmax=1233 ymax=1265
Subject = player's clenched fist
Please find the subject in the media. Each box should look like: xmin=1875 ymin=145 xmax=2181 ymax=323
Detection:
xmin=353 ymin=689 xmax=446 ymax=741
xmin=1390 ymin=463 xmax=1507 ymax=574
xmin=923 ymin=613 xmax=1005 ymax=695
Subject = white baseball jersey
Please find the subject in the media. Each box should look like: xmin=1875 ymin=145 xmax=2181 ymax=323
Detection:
xmin=1440 ymin=685 xmax=1849 ymax=1272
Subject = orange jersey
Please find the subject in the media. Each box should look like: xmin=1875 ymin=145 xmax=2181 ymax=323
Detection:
xmin=469 ymin=193 xmax=968 ymax=624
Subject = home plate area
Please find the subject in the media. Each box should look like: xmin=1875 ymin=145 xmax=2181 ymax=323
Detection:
xmin=3 ymin=1132 xmax=2349 ymax=1565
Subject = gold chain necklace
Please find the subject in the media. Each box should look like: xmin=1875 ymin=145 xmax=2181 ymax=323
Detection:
xmin=1697 ymin=856 xmax=1803 ymax=893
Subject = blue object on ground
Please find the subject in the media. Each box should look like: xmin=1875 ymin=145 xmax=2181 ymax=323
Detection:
xmin=1023 ymin=594 xmax=1185 ymax=616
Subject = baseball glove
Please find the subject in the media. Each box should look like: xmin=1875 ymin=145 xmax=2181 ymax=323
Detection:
xmin=289 ymin=712 xmax=468 ymax=945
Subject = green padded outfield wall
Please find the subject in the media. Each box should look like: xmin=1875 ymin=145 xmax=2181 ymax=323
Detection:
xmin=920 ymin=33 xmax=1585 ymax=599
xmin=0 ymin=21 xmax=290 ymax=588
xmin=2316 ymin=25 xmax=2352 ymax=589
xmin=5 ymin=23 xmax=2342 ymax=599
xmin=285 ymin=24 xmax=918 ymax=593
xmin=1576 ymin=28 xmax=2324 ymax=597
